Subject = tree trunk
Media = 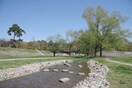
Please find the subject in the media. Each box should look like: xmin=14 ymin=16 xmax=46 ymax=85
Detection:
xmin=94 ymin=48 xmax=97 ymax=57
xmin=13 ymin=34 xmax=15 ymax=40
xmin=53 ymin=52 xmax=56 ymax=57
xmin=100 ymin=47 xmax=102 ymax=57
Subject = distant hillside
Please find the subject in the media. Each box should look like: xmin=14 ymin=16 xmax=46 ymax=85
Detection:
xmin=0 ymin=47 xmax=52 ymax=56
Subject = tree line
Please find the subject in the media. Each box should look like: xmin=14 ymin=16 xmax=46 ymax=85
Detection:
xmin=0 ymin=6 xmax=132 ymax=57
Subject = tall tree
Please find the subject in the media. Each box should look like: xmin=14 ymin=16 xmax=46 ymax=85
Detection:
xmin=83 ymin=6 xmax=129 ymax=57
xmin=7 ymin=24 xmax=26 ymax=41
xmin=17 ymin=28 xmax=26 ymax=41
xmin=79 ymin=30 xmax=97 ymax=56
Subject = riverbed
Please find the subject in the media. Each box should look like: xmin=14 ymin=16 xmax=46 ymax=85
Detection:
xmin=0 ymin=62 xmax=90 ymax=88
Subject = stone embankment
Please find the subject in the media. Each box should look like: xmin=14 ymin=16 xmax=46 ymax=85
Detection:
xmin=73 ymin=60 xmax=109 ymax=88
xmin=0 ymin=60 xmax=72 ymax=81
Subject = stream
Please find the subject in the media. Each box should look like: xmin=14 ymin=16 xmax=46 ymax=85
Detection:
xmin=0 ymin=61 xmax=90 ymax=88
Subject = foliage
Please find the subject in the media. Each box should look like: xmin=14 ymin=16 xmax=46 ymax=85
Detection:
xmin=27 ymin=41 xmax=39 ymax=50
xmin=79 ymin=30 xmax=97 ymax=56
xmin=7 ymin=24 xmax=26 ymax=41
xmin=65 ymin=30 xmax=83 ymax=56
xmin=0 ymin=39 xmax=10 ymax=47
xmin=47 ymin=34 xmax=64 ymax=57
xmin=82 ymin=6 xmax=130 ymax=56
xmin=127 ymin=42 xmax=132 ymax=51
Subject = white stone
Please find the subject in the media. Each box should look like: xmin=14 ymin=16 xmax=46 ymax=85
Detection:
xmin=69 ymin=71 xmax=74 ymax=74
xmin=77 ymin=72 xmax=85 ymax=76
xmin=78 ymin=65 xmax=83 ymax=68
xmin=62 ymin=69 xmax=69 ymax=72
xmin=43 ymin=69 xmax=50 ymax=72
xmin=64 ymin=63 xmax=71 ymax=67
xmin=59 ymin=78 xmax=70 ymax=83
xmin=52 ymin=69 xmax=59 ymax=72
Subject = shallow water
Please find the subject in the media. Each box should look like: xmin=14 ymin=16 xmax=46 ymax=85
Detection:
xmin=0 ymin=62 xmax=90 ymax=88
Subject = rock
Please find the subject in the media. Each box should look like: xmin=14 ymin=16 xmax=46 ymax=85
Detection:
xmin=43 ymin=69 xmax=50 ymax=72
xmin=59 ymin=78 xmax=70 ymax=83
xmin=52 ymin=69 xmax=59 ymax=72
xmin=69 ymin=71 xmax=74 ymax=74
xmin=64 ymin=63 xmax=71 ymax=67
xmin=79 ymin=65 xmax=83 ymax=68
xmin=72 ymin=60 xmax=109 ymax=88
xmin=62 ymin=69 xmax=69 ymax=72
xmin=77 ymin=72 xmax=85 ymax=76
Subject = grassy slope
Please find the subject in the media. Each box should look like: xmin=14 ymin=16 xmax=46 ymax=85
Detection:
xmin=110 ymin=57 xmax=132 ymax=64
xmin=0 ymin=56 xmax=52 ymax=59
xmin=0 ymin=59 xmax=59 ymax=69
xmin=0 ymin=47 xmax=36 ymax=53
xmin=94 ymin=58 xmax=132 ymax=88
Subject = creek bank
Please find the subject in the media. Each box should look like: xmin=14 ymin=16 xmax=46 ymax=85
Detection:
xmin=73 ymin=60 xmax=109 ymax=88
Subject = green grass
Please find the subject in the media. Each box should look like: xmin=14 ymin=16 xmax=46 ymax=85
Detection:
xmin=110 ymin=57 xmax=132 ymax=64
xmin=0 ymin=56 xmax=88 ymax=69
xmin=94 ymin=58 xmax=132 ymax=88
xmin=0 ymin=58 xmax=62 ymax=69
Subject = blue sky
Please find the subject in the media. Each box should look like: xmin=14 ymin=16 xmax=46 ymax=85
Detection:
xmin=0 ymin=0 xmax=132 ymax=42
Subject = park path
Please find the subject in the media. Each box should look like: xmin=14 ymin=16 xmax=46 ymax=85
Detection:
xmin=106 ymin=58 xmax=132 ymax=67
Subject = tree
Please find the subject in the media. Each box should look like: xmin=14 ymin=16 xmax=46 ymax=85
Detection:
xmin=127 ymin=42 xmax=132 ymax=51
xmin=47 ymin=34 xmax=65 ymax=57
xmin=17 ymin=28 xmax=26 ymax=41
xmin=7 ymin=24 xmax=26 ymax=41
xmin=48 ymin=41 xmax=58 ymax=57
xmin=79 ymin=30 xmax=97 ymax=56
xmin=37 ymin=40 xmax=47 ymax=50
xmin=66 ymin=29 xmax=83 ymax=56
xmin=83 ymin=6 xmax=129 ymax=57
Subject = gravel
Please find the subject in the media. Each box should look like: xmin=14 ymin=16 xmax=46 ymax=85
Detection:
xmin=72 ymin=60 xmax=109 ymax=88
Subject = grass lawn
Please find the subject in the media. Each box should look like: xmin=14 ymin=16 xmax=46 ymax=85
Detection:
xmin=0 ymin=56 xmax=88 ymax=69
xmin=110 ymin=56 xmax=132 ymax=64
xmin=0 ymin=58 xmax=61 ymax=69
xmin=94 ymin=58 xmax=132 ymax=88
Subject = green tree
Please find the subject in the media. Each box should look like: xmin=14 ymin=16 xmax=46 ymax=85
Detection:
xmin=37 ymin=40 xmax=47 ymax=50
xmin=79 ymin=30 xmax=97 ymax=56
xmin=47 ymin=34 xmax=64 ymax=57
xmin=17 ymin=28 xmax=26 ymax=41
xmin=66 ymin=29 xmax=83 ymax=56
xmin=48 ymin=41 xmax=58 ymax=57
xmin=8 ymin=24 xmax=25 ymax=40
xmin=127 ymin=42 xmax=132 ymax=51
xmin=83 ymin=6 xmax=129 ymax=57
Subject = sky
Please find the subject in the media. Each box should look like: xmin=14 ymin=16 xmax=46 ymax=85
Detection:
xmin=0 ymin=0 xmax=132 ymax=42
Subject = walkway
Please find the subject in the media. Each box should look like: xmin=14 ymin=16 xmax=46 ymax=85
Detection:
xmin=106 ymin=58 xmax=132 ymax=67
